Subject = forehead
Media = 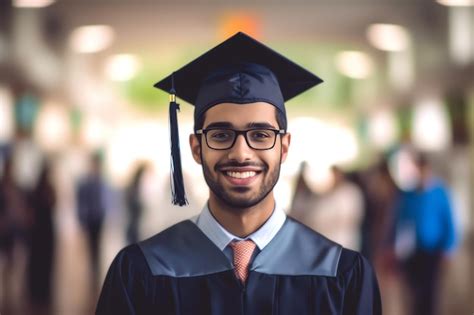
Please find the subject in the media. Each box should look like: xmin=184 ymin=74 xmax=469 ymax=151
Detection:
xmin=203 ymin=102 xmax=279 ymax=127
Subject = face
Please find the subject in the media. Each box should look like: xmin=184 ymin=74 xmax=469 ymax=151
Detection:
xmin=190 ymin=102 xmax=290 ymax=209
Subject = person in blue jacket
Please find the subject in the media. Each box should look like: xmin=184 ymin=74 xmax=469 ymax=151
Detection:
xmin=394 ymin=152 xmax=457 ymax=315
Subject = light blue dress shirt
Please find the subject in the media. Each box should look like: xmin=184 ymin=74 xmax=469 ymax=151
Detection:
xmin=192 ymin=202 xmax=287 ymax=264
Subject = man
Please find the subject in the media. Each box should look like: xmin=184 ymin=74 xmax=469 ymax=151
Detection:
xmin=394 ymin=153 xmax=457 ymax=315
xmin=96 ymin=32 xmax=381 ymax=315
xmin=77 ymin=153 xmax=109 ymax=293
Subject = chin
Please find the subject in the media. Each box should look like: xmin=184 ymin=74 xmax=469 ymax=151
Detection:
xmin=217 ymin=195 xmax=258 ymax=209
xmin=218 ymin=189 xmax=273 ymax=210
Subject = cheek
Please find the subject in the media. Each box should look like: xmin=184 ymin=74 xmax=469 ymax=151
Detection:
xmin=268 ymin=141 xmax=283 ymax=161
xmin=259 ymin=150 xmax=281 ymax=167
xmin=201 ymin=148 xmax=221 ymax=168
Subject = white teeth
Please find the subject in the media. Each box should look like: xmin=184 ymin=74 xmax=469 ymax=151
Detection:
xmin=226 ymin=171 xmax=257 ymax=179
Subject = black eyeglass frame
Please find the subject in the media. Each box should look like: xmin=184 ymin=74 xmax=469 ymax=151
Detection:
xmin=195 ymin=128 xmax=286 ymax=150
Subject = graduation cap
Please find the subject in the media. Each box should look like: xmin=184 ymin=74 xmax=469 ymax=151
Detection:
xmin=154 ymin=32 xmax=323 ymax=206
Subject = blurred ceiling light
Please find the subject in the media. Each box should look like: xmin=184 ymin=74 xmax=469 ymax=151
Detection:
xmin=105 ymin=54 xmax=141 ymax=81
xmin=34 ymin=100 xmax=71 ymax=152
xmin=437 ymin=0 xmax=474 ymax=6
xmin=12 ymin=139 xmax=43 ymax=190
xmin=388 ymin=48 xmax=415 ymax=92
xmin=368 ymin=108 xmax=399 ymax=150
xmin=412 ymin=97 xmax=451 ymax=151
xmin=448 ymin=7 xmax=474 ymax=64
xmin=335 ymin=51 xmax=374 ymax=79
xmin=12 ymin=0 xmax=55 ymax=8
xmin=80 ymin=115 xmax=108 ymax=150
xmin=367 ymin=24 xmax=410 ymax=51
xmin=0 ymin=87 xmax=14 ymax=143
xmin=69 ymin=25 xmax=114 ymax=54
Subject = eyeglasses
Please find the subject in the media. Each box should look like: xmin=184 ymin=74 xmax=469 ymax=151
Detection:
xmin=195 ymin=128 xmax=286 ymax=150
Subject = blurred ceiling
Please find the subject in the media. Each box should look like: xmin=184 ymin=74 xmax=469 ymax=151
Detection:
xmin=1 ymin=0 xmax=472 ymax=97
xmin=2 ymin=0 xmax=450 ymax=54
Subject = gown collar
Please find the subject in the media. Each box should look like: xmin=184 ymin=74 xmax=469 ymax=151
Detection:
xmin=193 ymin=202 xmax=287 ymax=251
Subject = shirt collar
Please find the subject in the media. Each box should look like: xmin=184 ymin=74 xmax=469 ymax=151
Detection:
xmin=193 ymin=202 xmax=286 ymax=251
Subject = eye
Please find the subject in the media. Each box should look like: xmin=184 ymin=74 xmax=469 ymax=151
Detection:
xmin=208 ymin=130 xmax=234 ymax=142
xmin=249 ymin=130 xmax=272 ymax=142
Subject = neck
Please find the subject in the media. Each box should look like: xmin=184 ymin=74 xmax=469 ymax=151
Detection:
xmin=416 ymin=171 xmax=432 ymax=191
xmin=208 ymin=193 xmax=275 ymax=238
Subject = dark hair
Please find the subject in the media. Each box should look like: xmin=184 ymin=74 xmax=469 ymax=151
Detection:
xmin=413 ymin=152 xmax=430 ymax=168
xmin=193 ymin=106 xmax=287 ymax=132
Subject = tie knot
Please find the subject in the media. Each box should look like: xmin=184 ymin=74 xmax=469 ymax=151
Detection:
xmin=230 ymin=240 xmax=256 ymax=283
xmin=230 ymin=239 xmax=256 ymax=254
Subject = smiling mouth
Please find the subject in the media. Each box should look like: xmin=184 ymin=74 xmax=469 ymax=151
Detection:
xmin=226 ymin=171 xmax=257 ymax=179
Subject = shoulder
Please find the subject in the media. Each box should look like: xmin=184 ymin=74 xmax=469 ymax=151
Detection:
xmin=279 ymin=218 xmax=376 ymax=279
xmin=107 ymin=243 xmax=152 ymax=283
xmin=285 ymin=217 xmax=342 ymax=249
xmin=106 ymin=221 xmax=196 ymax=278
xmin=336 ymin=247 xmax=375 ymax=278
xmin=430 ymin=178 xmax=450 ymax=194
xmin=138 ymin=219 xmax=196 ymax=258
xmin=114 ymin=243 xmax=149 ymax=268
xmin=335 ymin=249 xmax=382 ymax=313
xmin=140 ymin=219 xmax=197 ymax=245
xmin=252 ymin=218 xmax=343 ymax=277
xmin=138 ymin=220 xmax=232 ymax=277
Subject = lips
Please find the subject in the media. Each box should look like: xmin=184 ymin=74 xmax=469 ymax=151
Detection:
xmin=226 ymin=171 xmax=257 ymax=179
xmin=224 ymin=172 xmax=259 ymax=186
xmin=219 ymin=168 xmax=262 ymax=186
xmin=217 ymin=163 xmax=266 ymax=186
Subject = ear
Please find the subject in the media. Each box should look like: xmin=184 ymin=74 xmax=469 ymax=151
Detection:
xmin=280 ymin=132 xmax=291 ymax=163
xmin=190 ymin=134 xmax=202 ymax=164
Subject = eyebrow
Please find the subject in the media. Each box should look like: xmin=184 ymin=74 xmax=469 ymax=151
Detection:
xmin=247 ymin=122 xmax=277 ymax=129
xmin=204 ymin=121 xmax=278 ymax=129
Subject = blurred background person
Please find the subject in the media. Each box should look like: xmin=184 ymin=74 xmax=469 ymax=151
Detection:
xmin=291 ymin=165 xmax=365 ymax=251
xmin=0 ymin=150 xmax=29 ymax=313
xmin=26 ymin=159 xmax=56 ymax=314
xmin=125 ymin=162 xmax=148 ymax=244
xmin=345 ymin=168 xmax=373 ymax=259
xmin=75 ymin=152 xmax=109 ymax=294
xmin=289 ymin=161 xmax=316 ymax=222
xmin=393 ymin=152 xmax=458 ymax=315
xmin=365 ymin=158 xmax=404 ymax=315
xmin=365 ymin=158 xmax=400 ymax=262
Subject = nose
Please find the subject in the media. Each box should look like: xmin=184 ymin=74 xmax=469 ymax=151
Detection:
xmin=227 ymin=134 xmax=253 ymax=162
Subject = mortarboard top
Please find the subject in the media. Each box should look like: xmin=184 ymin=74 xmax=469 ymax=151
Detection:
xmin=154 ymin=32 xmax=323 ymax=114
xmin=154 ymin=32 xmax=323 ymax=206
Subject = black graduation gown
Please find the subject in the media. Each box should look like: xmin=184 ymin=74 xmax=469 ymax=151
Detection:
xmin=96 ymin=218 xmax=381 ymax=315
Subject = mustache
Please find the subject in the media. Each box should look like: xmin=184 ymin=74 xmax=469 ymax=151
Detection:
xmin=215 ymin=161 xmax=267 ymax=171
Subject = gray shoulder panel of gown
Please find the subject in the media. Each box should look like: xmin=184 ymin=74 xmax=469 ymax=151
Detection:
xmin=138 ymin=220 xmax=233 ymax=277
xmin=251 ymin=218 xmax=342 ymax=277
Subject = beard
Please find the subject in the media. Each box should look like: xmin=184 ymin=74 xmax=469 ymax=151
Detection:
xmin=202 ymin=158 xmax=281 ymax=210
